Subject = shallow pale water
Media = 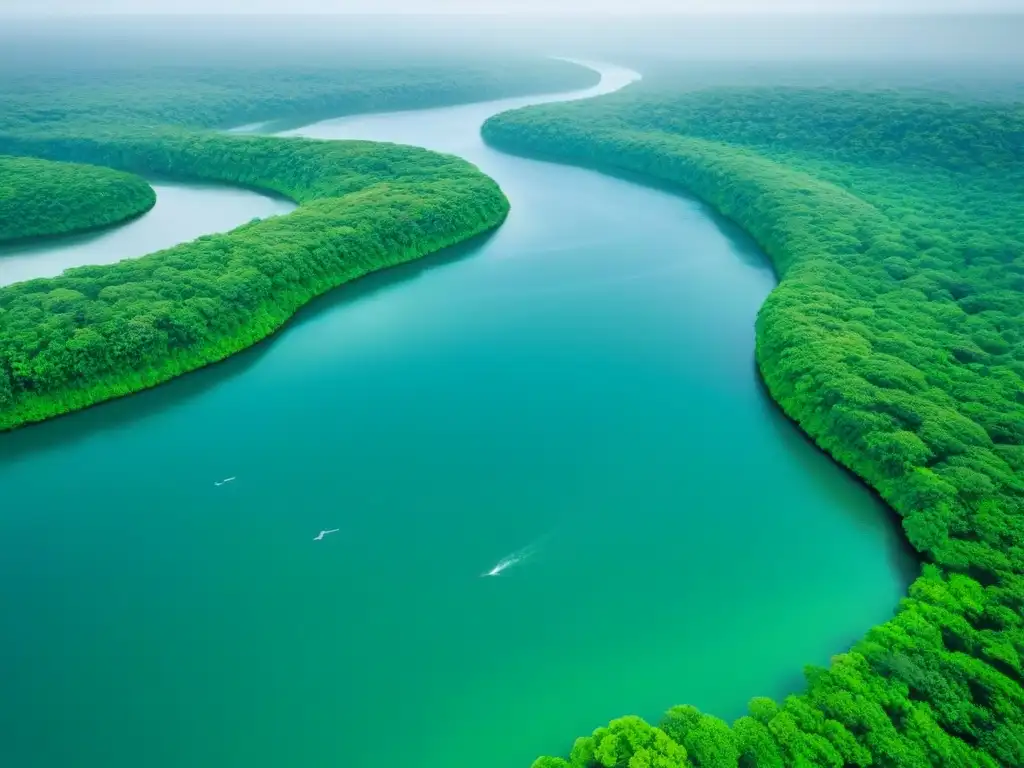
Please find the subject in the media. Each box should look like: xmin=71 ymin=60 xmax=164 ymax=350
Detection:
xmin=0 ymin=64 xmax=914 ymax=768
xmin=0 ymin=182 xmax=294 ymax=286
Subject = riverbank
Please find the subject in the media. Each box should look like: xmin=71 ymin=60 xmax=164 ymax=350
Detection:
xmin=481 ymin=78 xmax=1024 ymax=768
xmin=0 ymin=61 xmax=916 ymax=768
xmin=0 ymin=181 xmax=296 ymax=288
xmin=0 ymin=156 xmax=155 ymax=243
xmin=0 ymin=58 xmax=598 ymax=430
xmin=0 ymin=132 xmax=508 ymax=431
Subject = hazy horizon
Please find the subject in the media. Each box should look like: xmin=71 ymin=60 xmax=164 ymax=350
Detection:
xmin=4 ymin=0 xmax=1024 ymax=15
xmin=1 ymin=5 xmax=1021 ymax=69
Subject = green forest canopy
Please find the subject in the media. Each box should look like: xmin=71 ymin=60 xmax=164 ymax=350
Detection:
xmin=483 ymin=79 xmax=1024 ymax=767
xmin=0 ymin=155 xmax=155 ymax=243
xmin=0 ymin=58 xmax=599 ymax=135
xmin=0 ymin=130 xmax=510 ymax=431
xmin=0 ymin=57 xmax=596 ymax=428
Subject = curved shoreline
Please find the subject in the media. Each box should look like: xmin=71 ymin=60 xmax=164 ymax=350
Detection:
xmin=0 ymin=133 xmax=511 ymax=431
xmin=0 ymin=63 xmax=631 ymax=432
xmin=0 ymin=180 xmax=295 ymax=287
xmin=0 ymin=156 xmax=157 ymax=245
xmin=0 ymin=202 xmax=154 ymax=248
xmin=481 ymin=77 xmax=1024 ymax=768
xmin=0 ymin=61 xmax=920 ymax=768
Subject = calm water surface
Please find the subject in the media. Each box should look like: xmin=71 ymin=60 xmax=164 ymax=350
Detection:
xmin=0 ymin=182 xmax=294 ymax=286
xmin=0 ymin=64 xmax=914 ymax=768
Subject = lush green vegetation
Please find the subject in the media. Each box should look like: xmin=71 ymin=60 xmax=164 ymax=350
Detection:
xmin=0 ymin=156 xmax=155 ymax=243
xmin=0 ymin=130 xmax=507 ymax=430
xmin=484 ymin=83 xmax=1024 ymax=766
xmin=0 ymin=59 xmax=598 ymax=135
xmin=0 ymin=49 xmax=596 ymax=427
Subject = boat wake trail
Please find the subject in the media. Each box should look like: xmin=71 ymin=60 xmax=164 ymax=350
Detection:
xmin=481 ymin=534 xmax=550 ymax=578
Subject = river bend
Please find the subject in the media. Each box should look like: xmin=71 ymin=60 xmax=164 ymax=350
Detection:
xmin=0 ymin=63 xmax=913 ymax=768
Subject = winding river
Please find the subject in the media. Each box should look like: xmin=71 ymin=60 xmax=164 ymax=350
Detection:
xmin=0 ymin=182 xmax=294 ymax=287
xmin=0 ymin=64 xmax=913 ymax=768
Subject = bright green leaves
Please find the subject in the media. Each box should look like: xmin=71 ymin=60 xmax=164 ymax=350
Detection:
xmin=0 ymin=128 xmax=509 ymax=430
xmin=660 ymin=706 xmax=739 ymax=768
xmin=864 ymin=429 xmax=933 ymax=474
xmin=732 ymin=716 xmax=783 ymax=768
xmin=489 ymin=73 xmax=1024 ymax=768
xmin=572 ymin=717 xmax=689 ymax=768
xmin=0 ymin=155 xmax=155 ymax=243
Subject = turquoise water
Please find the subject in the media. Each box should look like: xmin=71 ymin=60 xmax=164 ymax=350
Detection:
xmin=0 ymin=65 xmax=914 ymax=768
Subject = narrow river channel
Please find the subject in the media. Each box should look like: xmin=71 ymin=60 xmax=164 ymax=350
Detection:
xmin=0 ymin=63 xmax=914 ymax=768
xmin=0 ymin=182 xmax=294 ymax=287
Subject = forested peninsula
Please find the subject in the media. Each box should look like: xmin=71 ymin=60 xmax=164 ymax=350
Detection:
xmin=0 ymin=156 xmax=155 ymax=243
xmin=484 ymin=86 xmax=1024 ymax=766
xmin=0 ymin=132 xmax=508 ymax=430
xmin=0 ymin=58 xmax=596 ymax=429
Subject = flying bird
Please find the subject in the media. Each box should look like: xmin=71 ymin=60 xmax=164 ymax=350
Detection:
xmin=483 ymin=561 xmax=510 ymax=577
xmin=214 ymin=476 xmax=237 ymax=487
xmin=313 ymin=529 xmax=340 ymax=541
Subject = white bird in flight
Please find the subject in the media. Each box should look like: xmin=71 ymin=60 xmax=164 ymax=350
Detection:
xmin=483 ymin=562 xmax=508 ymax=577
xmin=313 ymin=529 xmax=339 ymax=542
xmin=214 ymin=476 xmax=237 ymax=487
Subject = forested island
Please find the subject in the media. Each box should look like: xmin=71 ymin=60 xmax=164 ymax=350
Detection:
xmin=0 ymin=156 xmax=155 ymax=243
xmin=0 ymin=56 xmax=596 ymax=428
xmin=484 ymin=82 xmax=1024 ymax=766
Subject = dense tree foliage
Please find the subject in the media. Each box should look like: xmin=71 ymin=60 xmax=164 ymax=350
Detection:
xmin=484 ymin=83 xmax=1024 ymax=766
xmin=605 ymin=59 xmax=1024 ymax=105
xmin=0 ymin=58 xmax=598 ymax=135
xmin=0 ymin=51 xmax=599 ymax=426
xmin=0 ymin=155 xmax=154 ymax=243
xmin=0 ymin=130 xmax=508 ymax=430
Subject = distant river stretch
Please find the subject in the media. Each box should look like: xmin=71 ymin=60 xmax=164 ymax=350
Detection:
xmin=0 ymin=62 xmax=913 ymax=768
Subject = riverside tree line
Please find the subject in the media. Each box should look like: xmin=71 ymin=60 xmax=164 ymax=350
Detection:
xmin=484 ymin=81 xmax=1024 ymax=767
xmin=0 ymin=156 xmax=154 ymax=243
xmin=0 ymin=57 xmax=596 ymax=427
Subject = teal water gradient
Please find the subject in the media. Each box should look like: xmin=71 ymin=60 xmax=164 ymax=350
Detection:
xmin=0 ymin=64 xmax=914 ymax=768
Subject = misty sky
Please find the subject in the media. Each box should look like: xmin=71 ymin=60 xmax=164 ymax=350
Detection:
xmin=5 ymin=0 xmax=1024 ymax=14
